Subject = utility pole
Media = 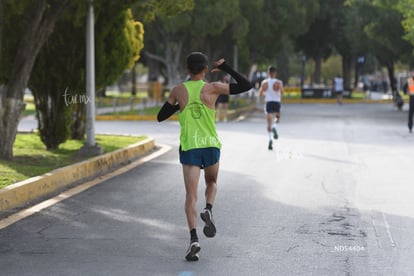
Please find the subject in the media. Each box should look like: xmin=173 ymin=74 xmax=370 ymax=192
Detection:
xmin=301 ymin=53 xmax=306 ymax=89
xmin=79 ymin=0 xmax=102 ymax=156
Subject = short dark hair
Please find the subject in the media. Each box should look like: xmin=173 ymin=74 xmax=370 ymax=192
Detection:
xmin=268 ymin=66 xmax=277 ymax=73
xmin=186 ymin=52 xmax=208 ymax=75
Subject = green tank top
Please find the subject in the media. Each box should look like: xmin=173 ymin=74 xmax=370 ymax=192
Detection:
xmin=178 ymin=80 xmax=221 ymax=151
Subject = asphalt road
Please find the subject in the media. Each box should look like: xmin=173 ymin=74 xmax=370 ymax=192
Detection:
xmin=2 ymin=103 xmax=414 ymax=275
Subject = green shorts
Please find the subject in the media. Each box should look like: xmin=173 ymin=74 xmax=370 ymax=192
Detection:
xmin=179 ymin=147 xmax=220 ymax=169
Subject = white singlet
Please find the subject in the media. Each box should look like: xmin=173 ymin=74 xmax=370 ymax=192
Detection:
xmin=264 ymin=78 xmax=282 ymax=102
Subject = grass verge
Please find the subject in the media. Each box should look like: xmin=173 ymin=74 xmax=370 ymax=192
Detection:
xmin=0 ymin=133 xmax=147 ymax=189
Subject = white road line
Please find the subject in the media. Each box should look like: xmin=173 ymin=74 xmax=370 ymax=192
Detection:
xmin=382 ymin=212 xmax=396 ymax=247
xmin=371 ymin=215 xmax=382 ymax=249
xmin=0 ymin=144 xmax=172 ymax=230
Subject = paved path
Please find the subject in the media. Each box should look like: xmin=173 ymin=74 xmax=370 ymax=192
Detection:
xmin=3 ymin=103 xmax=414 ymax=275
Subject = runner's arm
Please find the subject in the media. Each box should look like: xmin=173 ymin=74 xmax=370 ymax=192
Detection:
xmin=259 ymin=81 xmax=267 ymax=96
xmin=157 ymin=89 xmax=180 ymax=122
xmin=157 ymin=101 xmax=180 ymax=122
xmin=274 ymin=80 xmax=284 ymax=97
xmin=217 ymin=62 xmax=252 ymax=94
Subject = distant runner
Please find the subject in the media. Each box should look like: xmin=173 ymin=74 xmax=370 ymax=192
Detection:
xmin=259 ymin=66 xmax=283 ymax=150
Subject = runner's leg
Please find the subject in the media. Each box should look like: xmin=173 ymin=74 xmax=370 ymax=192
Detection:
xmin=201 ymin=162 xmax=219 ymax=237
xmin=275 ymin=112 xmax=280 ymax=123
xmin=183 ymin=164 xmax=201 ymax=231
xmin=266 ymin=113 xmax=273 ymax=134
xmin=204 ymin=161 xmax=219 ymax=205
xmin=183 ymin=164 xmax=202 ymax=260
xmin=266 ymin=113 xmax=273 ymax=149
xmin=271 ymin=113 xmax=278 ymax=140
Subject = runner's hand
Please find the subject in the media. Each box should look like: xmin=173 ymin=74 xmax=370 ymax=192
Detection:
xmin=211 ymin=58 xmax=225 ymax=73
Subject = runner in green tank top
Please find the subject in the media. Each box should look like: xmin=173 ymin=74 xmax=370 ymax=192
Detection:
xmin=157 ymin=52 xmax=252 ymax=261
xmin=179 ymin=80 xmax=221 ymax=151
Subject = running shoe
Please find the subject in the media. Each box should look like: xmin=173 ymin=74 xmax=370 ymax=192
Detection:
xmin=200 ymin=209 xmax=216 ymax=238
xmin=272 ymin=127 xmax=278 ymax=139
xmin=185 ymin=241 xmax=200 ymax=261
xmin=268 ymin=140 xmax=273 ymax=150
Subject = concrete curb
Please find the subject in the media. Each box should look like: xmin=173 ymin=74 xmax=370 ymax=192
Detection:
xmin=0 ymin=137 xmax=155 ymax=213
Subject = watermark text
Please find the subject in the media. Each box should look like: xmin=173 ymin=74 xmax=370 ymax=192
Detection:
xmin=63 ymin=87 xmax=92 ymax=106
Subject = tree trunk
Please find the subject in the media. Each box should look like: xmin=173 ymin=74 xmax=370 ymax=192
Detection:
xmin=342 ymin=55 xmax=353 ymax=90
xmin=276 ymin=50 xmax=289 ymax=85
xmin=33 ymin=83 xmax=70 ymax=150
xmin=385 ymin=61 xmax=398 ymax=101
xmin=0 ymin=98 xmax=26 ymax=159
xmin=0 ymin=0 xmax=70 ymax=159
xmin=386 ymin=62 xmax=396 ymax=93
xmin=145 ymin=43 xmax=183 ymax=89
xmin=71 ymin=103 xmax=86 ymax=140
xmin=164 ymin=39 xmax=183 ymax=88
xmin=0 ymin=0 xmax=4 ymax=74
xmin=144 ymin=51 xmax=165 ymax=82
xmin=313 ymin=57 xmax=322 ymax=85
xmin=131 ymin=61 xmax=137 ymax=96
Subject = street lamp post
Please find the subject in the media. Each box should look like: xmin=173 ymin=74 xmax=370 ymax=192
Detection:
xmin=79 ymin=0 xmax=102 ymax=156
xmin=300 ymin=53 xmax=306 ymax=89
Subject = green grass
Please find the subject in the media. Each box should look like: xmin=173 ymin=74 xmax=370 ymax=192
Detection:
xmin=0 ymin=133 xmax=147 ymax=189
xmin=105 ymin=90 xmax=149 ymax=99
xmin=22 ymin=102 xmax=36 ymax=117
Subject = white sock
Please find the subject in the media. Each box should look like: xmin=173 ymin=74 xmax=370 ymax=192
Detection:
xmin=268 ymin=132 xmax=272 ymax=140
xmin=272 ymin=123 xmax=277 ymax=130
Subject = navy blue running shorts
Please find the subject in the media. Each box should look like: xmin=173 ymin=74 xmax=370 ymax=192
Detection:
xmin=216 ymin=94 xmax=229 ymax=104
xmin=265 ymin=101 xmax=281 ymax=114
xmin=179 ymin=147 xmax=220 ymax=169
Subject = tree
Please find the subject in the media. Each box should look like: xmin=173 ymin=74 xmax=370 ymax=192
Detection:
xmin=0 ymin=0 xmax=71 ymax=159
xmin=142 ymin=0 xmax=319 ymax=86
xmin=244 ymin=0 xmax=318 ymax=77
xmin=134 ymin=0 xmax=194 ymax=86
xmin=360 ymin=0 xmax=412 ymax=91
xmin=345 ymin=0 xmax=413 ymax=92
xmin=390 ymin=0 xmax=414 ymax=68
xmin=29 ymin=2 xmax=144 ymax=149
xmin=295 ymin=0 xmax=342 ymax=85
xmin=331 ymin=1 xmax=367 ymax=90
